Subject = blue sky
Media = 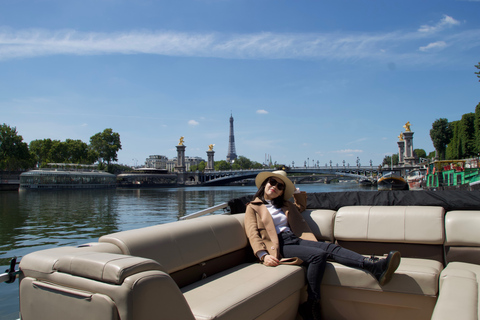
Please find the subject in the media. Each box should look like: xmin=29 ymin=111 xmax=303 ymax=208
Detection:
xmin=1 ymin=0 xmax=479 ymax=168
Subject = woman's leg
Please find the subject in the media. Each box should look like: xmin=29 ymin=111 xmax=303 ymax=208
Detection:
xmin=299 ymin=239 xmax=364 ymax=268
xmin=279 ymin=232 xmax=327 ymax=301
xmin=299 ymin=239 xmax=401 ymax=286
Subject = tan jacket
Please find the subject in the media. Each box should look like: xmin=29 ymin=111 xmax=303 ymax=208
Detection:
xmin=244 ymin=192 xmax=317 ymax=263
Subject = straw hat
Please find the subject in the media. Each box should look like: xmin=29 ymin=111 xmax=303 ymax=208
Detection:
xmin=255 ymin=170 xmax=295 ymax=200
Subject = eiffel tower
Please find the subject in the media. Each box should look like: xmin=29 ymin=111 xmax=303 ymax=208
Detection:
xmin=226 ymin=113 xmax=237 ymax=163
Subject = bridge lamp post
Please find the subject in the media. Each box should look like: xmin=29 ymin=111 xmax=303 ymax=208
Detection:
xmin=307 ymin=158 xmax=309 ymax=168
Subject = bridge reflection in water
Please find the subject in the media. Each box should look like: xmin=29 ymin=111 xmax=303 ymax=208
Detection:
xmin=197 ymin=167 xmax=379 ymax=186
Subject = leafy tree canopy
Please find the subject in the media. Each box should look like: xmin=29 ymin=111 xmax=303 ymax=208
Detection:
xmin=382 ymin=154 xmax=399 ymax=166
xmin=0 ymin=124 xmax=34 ymax=170
xmin=89 ymin=128 xmax=122 ymax=165
xmin=214 ymin=160 xmax=232 ymax=171
xmin=430 ymin=118 xmax=452 ymax=160
xmin=413 ymin=149 xmax=427 ymax=160
xmin=30 ymin=138 xmax=99 ymax=167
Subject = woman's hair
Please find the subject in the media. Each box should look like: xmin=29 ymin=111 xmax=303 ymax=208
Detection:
xmin=254 ymin=177 xmax=285 ymax=208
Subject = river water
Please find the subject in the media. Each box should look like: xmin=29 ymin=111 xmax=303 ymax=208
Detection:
xmin=0 ymin=182 xmax=373 ymax=319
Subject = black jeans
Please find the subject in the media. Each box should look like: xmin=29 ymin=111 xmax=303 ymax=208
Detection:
xmin=279 ymin=230 xmax=365 ymax=301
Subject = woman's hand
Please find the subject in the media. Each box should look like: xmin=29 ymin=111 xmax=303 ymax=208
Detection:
xmin=263 ymin=254 xmax=280 ymax=267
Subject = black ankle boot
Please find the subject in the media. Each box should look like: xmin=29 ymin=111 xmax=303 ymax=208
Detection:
xmin=299 ymin=299 xmax=321 ymax=320
xmin=363 ymin=251 xmax=401 ymax=285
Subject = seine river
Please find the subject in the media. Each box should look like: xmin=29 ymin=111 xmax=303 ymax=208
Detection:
xmin=0 ymin=182 xmax=373 ymax=319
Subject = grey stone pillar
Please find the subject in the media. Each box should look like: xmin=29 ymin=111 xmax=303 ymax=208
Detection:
xmin=403 ymin=131 xmax=415 ymax=165
xmin=175 ymin=145 xmax=186 ymax=184
xmin=398 ymin=140 xmax=405 ymax=166
xmin=175 ymin=145 xmax=186 ymax=172
xmin=206 ymin=150 xmax=215 ymax=172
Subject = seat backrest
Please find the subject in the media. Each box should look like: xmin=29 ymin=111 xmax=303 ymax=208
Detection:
xmin=333 ymin=206 xmax=445 ymax=263
xmin=445 ymin=210 xmax=480 ymax=265
xmin=302 ymin=209 xmax=336 ymax=242
xmin=99 ymin=214 xmax=248 ymax=275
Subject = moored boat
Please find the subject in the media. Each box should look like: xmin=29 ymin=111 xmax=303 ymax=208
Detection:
xmin=19 ymin=169 xmax=116 ymax=190
xmin=116 ymin=168 xmax=177 ymax=188
xmin=377 ymin=171 xmax=408 ymax=190
xmin=359 ymin=177 xmax=375 ymax=187
xmin=406 ymin=168 xmax=426 ymax=190
xmin=425 ymin=159 xmax=480 ymax=190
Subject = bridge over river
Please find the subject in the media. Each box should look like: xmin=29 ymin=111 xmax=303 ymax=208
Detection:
xmin=190 ymin=166 xmax=380 ymax=186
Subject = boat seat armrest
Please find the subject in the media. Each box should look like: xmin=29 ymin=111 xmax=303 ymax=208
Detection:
xmin=53 ymin=252 xmax=165 ymax=285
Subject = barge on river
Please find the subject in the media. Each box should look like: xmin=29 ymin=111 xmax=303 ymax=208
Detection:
xmin=19 ymin=169 xmax=116 ymax=190
xmin=426 ymin=159 xmax=480 ymax=190
xmin=116 ymin=168 xmax=177 ymax=188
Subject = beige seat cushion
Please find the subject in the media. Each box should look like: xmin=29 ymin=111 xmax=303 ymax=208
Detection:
xmin=432 ymin=262 xmax=480 ymax=320
xmin=322 ymin=257 xmax=443 ymax=296
xmin=100 ymin=214 xmax=248 ymax=274
xmin=334 ymin=206 xmax=445 ymax=244
xmin=302 ymin=209 xmax=336 ymax=242
xmin=182 ymin=263 xmax=305 ymax=320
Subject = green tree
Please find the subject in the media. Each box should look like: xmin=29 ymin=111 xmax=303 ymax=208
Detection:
xmin=190 ymin=161 xmax=207 ymax=172
xmin=29 ymin=138 xmax=54 ymax=167
xmin=89 ymin=129 xmax=122 ymax=165
xmin=0 ymin=124 xmax=34 ymax=170
xmin=430 ymin=118 xmax=452 ymax=160
xmin=49 ymin=140 xmax=69 ymax=163
xmin=474 ymin=103 xmax=480 ymax=154
xmin=214 ymin=160 xmax=231 ymax=171
xmin=64 ymin=139 xmax=92 ymax=164
xmin=446 ymin=114 xmax=476 ymax=159
xmin=413 ymin=149 xmax=427 ymax=160
xmin=382 ymin=154 xmax=399 ymax=166
xmin=446 ymin=121 xmax=461 ymax=160
xmin=30 ymin=138 xmax=95 ymax=166
xmin=251 ymin=161 xmax=264 ymax=169
xmin=232 ymin=156 xmax=252 ymax=170
xmin=459 ymin=113 xmax=476 ymax=158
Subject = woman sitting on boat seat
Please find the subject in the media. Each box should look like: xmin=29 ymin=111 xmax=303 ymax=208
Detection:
xmin=244 ymin=170 xmax=401 ymax=320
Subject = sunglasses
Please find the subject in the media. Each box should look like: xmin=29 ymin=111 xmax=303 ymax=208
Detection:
xmin=267 ymin=177 xmax=285 ymax=191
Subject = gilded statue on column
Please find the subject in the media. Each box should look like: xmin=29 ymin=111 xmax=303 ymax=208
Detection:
xmin=403 ymin=122 xmax=411 ymax=132
xmin=178 ymin=136 xmax=185 ymax=146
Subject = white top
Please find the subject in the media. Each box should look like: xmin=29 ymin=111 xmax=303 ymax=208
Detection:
xmin=257 ymin=200 xmax=292 ymax=260
xmin=265 ymin=200 xmax=291 ymax=234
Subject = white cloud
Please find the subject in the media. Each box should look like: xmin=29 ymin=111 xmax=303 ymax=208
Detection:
xmin=256 ymin=109 xmax=268 ymax=114
xmin=188 ymin=120 xmax=199 ymax=126
xmin=347 ymin=138 xmax=367 ymax=145
xmin=418 ymin=15 xmax=461 ymax=33
xmin=0 ymin=18 xmax=477 ymax=65
xmin=419 ymin=41 xmax=447 ymax=52
xmin=331 ymin=149 xmax=363 ymax=154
